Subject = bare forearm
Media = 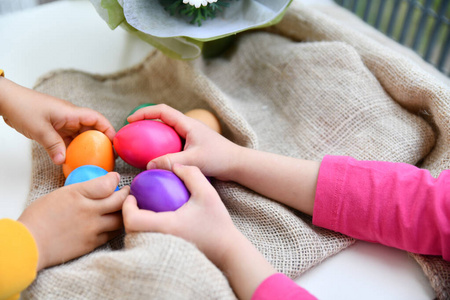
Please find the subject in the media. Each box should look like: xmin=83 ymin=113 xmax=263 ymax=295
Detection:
xmin=229 ymin=147 xmax=320 ymax=215
xmin=0 ymin=77 xmax=29 ymax=117
xmin=218 ymin=228 xmax=277 ymax=300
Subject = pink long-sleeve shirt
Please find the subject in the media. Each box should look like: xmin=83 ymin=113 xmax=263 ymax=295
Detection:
xmin=314 ymin=155 xmax=449 ymax=260
xmin=252 ymin=155 xmax=449 ymax=299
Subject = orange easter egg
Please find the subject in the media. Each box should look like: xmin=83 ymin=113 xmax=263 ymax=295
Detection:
xmin=62 ymin=130 xmax=115 ymax=178
xmin=185 ymin=109 xmax=222 ymax=134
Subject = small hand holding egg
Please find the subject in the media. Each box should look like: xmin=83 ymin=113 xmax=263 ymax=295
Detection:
xmin=65 ymin=165 xmax=119 ymax=191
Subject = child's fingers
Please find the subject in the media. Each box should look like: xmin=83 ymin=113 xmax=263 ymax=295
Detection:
xmin=96 ymin=185 xmax=130 ymax=215
xmin=77 ymin=108 xmax=116 ymax=142
xmin=127 ymin=104 xmax=190 ymax=138
xmin=36 ymin=125 xmax=67 ymax=165
xmin=75 ymin=172 xmax=121 ymax=199
xmin=88 ymin=120 xmax=116 ymax=143
xmin=147 ymin=152 xmax=193 ymax=171
xmin=97 ymin=229 xmax=124 ymax=246
xmin=99 ymin=212 xmax=124 ymax=233
xmin=172 ymin=164 xmax=216 ymax=200
xmin=122 ymin=195 xmax=172 ymax=233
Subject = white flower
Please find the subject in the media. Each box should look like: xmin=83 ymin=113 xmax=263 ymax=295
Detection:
xmin=183 ymin=0 xmax=218 ymax=9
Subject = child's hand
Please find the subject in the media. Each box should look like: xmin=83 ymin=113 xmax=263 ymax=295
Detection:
xmin=18 ymin=172 xmax=129 ymax=271
xmin=127 ymin=104 xmax=240 ymax=181
xmin=123 ymin=164 xmax=237 ymax=265
xmin=128 ymin=105 xmax=319 ymax=216
xmin=122 ymin=164 xmax=277 ymax=300
xmin=0 ymin=78 xmax=115 ymax=165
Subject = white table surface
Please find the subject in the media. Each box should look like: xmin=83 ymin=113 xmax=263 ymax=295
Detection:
xmin=0 ymin=1 xmax=436 ymax=299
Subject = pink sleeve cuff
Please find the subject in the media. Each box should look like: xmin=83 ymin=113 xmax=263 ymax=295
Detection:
xmin=251 ymin=273 xmax=317 ymax=300
xmin=312 ymin=155 xmax=351 ymax=233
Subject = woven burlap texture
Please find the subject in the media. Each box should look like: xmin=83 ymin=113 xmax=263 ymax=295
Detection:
xmin=23 ymin=1 xmax=449 ymax=299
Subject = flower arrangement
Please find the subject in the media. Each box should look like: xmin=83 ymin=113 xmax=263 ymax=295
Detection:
xmin=160 ymin=0 xmax=235 ymax=26
xmin=89 ymin=0 xmax=293 ymax=59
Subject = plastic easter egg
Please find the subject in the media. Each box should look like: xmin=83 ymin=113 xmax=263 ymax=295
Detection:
xmin=185 ymin=108 xmax=222 ymax=134
xmin=64 ymin=165 xmax=119 ymax=191
xmin=113 ymin=120 xmax=182 ymax=170
xmin=130 ymin=169 xmax=190 ymax=212
xmin=124 ymin=103 xmax=156 ymax=126
xmin=63 ymin=130 xmax=115 ymax=178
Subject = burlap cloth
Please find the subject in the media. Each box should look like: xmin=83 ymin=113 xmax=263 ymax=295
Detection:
xmin=23 ymin=1 xmax=449 ymax=299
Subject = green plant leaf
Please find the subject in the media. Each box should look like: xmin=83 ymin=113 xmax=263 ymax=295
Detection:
xmin=100 ymin=0 xmax=125 ymax=29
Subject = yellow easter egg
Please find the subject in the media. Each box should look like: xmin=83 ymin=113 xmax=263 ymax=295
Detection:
xmin=185 ymin=109 xmax=222 ymax=134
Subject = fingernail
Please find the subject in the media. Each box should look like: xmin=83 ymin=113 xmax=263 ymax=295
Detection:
xmin=147 ymin=161 xmax=156 ymax=169
xmin=53 ymin=153 xmax=65 ymax=164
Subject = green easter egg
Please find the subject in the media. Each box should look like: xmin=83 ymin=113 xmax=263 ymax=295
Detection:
xmin=124 ymin=103 xmax=156 ymax=126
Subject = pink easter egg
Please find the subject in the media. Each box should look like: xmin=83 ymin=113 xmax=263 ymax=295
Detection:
xmin=113 ymin=120 xmax=182 ymax=169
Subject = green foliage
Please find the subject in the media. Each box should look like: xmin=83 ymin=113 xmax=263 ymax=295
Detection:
xmin=160 ymin=0 xmax=236 ymax=26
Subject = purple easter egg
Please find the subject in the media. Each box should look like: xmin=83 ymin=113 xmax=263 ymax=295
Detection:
xmin=130 ymin=169 xmax=190 ymax=212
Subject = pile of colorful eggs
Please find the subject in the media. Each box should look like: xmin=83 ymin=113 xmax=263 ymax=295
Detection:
xmin=62 ymin=104 xmax=221 ymax=212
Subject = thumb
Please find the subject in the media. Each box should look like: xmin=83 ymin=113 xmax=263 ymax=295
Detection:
xmin=36 ymin=128 xmax=66 ymax=165
xmin=172 ymin=164 xmax=216 ymax=200
xmin=122 ymin=195 xmax=173 ymax=233
xmin=74 ymin=172 xmax=120 ymax=199
xmin=147 ymin=151 xmax=193 ymax=171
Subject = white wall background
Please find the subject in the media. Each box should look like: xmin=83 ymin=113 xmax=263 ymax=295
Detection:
xmin=0 ymin=0 xmax=60 ymax=14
